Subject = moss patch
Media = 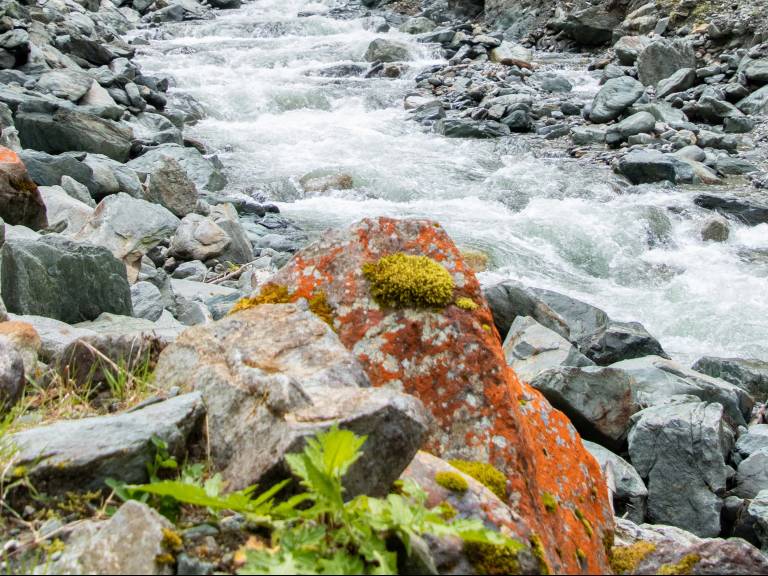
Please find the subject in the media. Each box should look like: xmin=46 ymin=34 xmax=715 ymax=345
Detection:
xmin=609 ymin=541 xmax=657 ymax=574
xmin=435 ymin=471 xmax=469 ymax=493
xmin=529 ymin=534 xmax=551 ymax=575
xmin=541 ymin=492 xmax=558 ymax=513
xmin=448 ymin=460 xmax=507 ymax=501
xmin=465 ymin=541 xmax=523 ymax=575
xmin=308 ymin=292 xmax=335 ymax=329
xmin=574 ymin=508 xmax=593 ymax=538
xmin=230 ymin=284 xmax=336 ymax=328
xmin=455 ymin=297 xmax=479 ymax=311
xmin=658 ymin=554 xmax=700 ymax=575
xmin=362 ymin=253 xmax=454 ymax=308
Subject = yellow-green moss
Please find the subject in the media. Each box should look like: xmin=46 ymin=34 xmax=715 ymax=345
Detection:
xmin=609 ymin=541 xmax=657 ymax=574
xmin=460 ymin=248 xmax=490 ymax=272
xmin=576 ymin=548 xmax=586 ymax=564
xmin=230 ymin=283 xmax=292 ymax=313
xmin=529 ymin=534 xmax=551 ymax=575
xmin=438 ymin=501 xmax=458 ymax=520
xmin=155 ymin=553 xmax=176 ymax=566
xmin=456 ymin=297 xmax=479 ymax=311
xmin=541 ymin=492 xmax=558 ymax=513
xmin=435 ymin=471 xmax=469 ymax=493
xmin=574 ymin=508 xmax=593 ymax=538
xmin=464 ymin=541 xmax=523 ymax=575
xmin=448 ymin=460 xmax=507 ymax=501
xmin=658 ymin=554 xmax=700 ymax=575
xmin=362 ymin=253 xmax=454 ymax=308
xmin=308 ymin=291 xmax=335 ymax=329
xmin=482 ymin=323 xmax=493 ymax=333
xmin=162 ymin=528 xmax=183 ymax=552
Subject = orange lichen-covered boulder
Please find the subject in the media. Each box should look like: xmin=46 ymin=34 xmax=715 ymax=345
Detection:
xmin=0 ymin=146 xmax=47 ymax=230
xmin=268 ymin=217 xmax=614 ymax=574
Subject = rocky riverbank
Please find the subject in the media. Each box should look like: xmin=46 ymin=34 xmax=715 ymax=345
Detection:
xmin=1 ymin=0 xmax=768 ymax=574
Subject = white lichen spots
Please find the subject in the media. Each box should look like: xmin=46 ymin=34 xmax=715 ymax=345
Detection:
xmin=465 ymin=393 xmax=479 ymax=408
xmin=452 ymin=272 xmax=466 ymax=289
xmin=492 ymin=435 xmax=508 ymax=449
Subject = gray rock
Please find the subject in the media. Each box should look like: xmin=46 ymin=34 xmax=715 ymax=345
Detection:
xmin=735 ymin=425 xmax=768 ymax=459
xmin=83 ymin=153 xmax=143 ymax=200
xmin=656 ymin=68 xmax=697 ymax=99
xmin=606 ymin=111 xmax=656 ymax=146
xmin=6 ymin=313 xmax=97 ymax=363
xmin=12 ymin=393 xmax=204 ymax=493
xmin=735 ymin=448 xmax=768 ymax=499
xmin=131 ymin=281 xmax=164 ymax=322
xmin=75 ymin=193 xmax=180 ymax=280
xmin=743 ymin=59 xmax=768 ymax=84
xmin=1 ymin=235 xmax=132 ymax=324
xmin=144 ymin=156 xmax=198 ymax=218
xmin=153 ymin=303 xmax=429 ymax=496
xmin=628 ymin=400 xmax=732 ymax=537
xmin=399 ymin=17 xmax=436 ymax=34
xmin=364 ymin=38 xmax=411 ymax=63
xmin=488 ymin=42 xmax=532 ymax=67
xmin=44 ymin=501 xmax=174 ymax=575
xmin=18 ymin=149 xmax=97 ymax=196
xmin=34 ymin=69 xmax=93 ymax=102
xmin=692 ymin=357 xmax=768 ymax=401
xmin=531 ymin=366 xmax=638 ymax=447
xmin=696 ymin=91 xmax=746 ymax=123
xmin=0 ymin=339 xmax=24 ymax=414
xmin=571 ymin=125 xmax=607 ymax=145
xmin=559 ymin=5 xmax=623 ymax=46
xmin=701 ymin=217 xmax=730 ymax=242
xmin=175 ymin=297 xmax=212 ymax=326
xmin=502 ymin=315 xmax=593 ymax=382
xmin=694 ymin=194 xmax=768 ymax=227
xmin=15 ymin=109 xmax=133 ymax=162
xmin=207 ymin=203 xmax=254 ymax=265
xmin=637 ymin=39 xmax=696 ymax=87
xmin=612 ymin=355 xmax=753 ymax=427
xmin=747 ymin=491 xmax=768 ymax=553
xmin=587 ymin=321 xmax=667 ymax=366
xmin=614 ymin=35 xmax=652 ymax=65
xmin=616 ymin=149 xmax=678 ymax=184
xmin=61 ymin=175 xmax=95 ymax=207
xmin=737 ymin=85 xmax=768 ymax=115
xmin=583 ymin=440 xmax=647 ymax=523
xmin=127 ymin=144 xmax=227 ymax=192
xmin=590 ymin=76 xmax=645 ymax=123
xmin=171 ymin=260 xmax=208 ymax=282
xmin=631 ymin=101 xmax=689 ymax=125
xmin=434 ymin=118 xmax=511 ymax=138
xmin=168 ymin=214 xmax=230 ymax=262
xmin=483 ymin=280 xmax=571 ymax=341
xmin=534 ymin=73 xmax=572 ymax=93
xmin=125 ymin=112 xmax=183 ymax=146
xmin=38 ymin=185 xmax=93 ymax=235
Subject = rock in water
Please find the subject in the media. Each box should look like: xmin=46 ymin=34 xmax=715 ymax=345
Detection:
xmin=1 ymin=235 xmax=132 ymax=324
xmin=0 ymin=146 xmax=47 ymax=230
xmin=364 ymin=38 xmax=411 ymax=62
xmin=153 ymin=303 xmax=430 ymax=498
xmin=269 ymin=217 xmax=614 ymax=574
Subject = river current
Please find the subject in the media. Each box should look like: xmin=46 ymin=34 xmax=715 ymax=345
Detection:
xmin=135 ymin=0 xmax=768 ymax=364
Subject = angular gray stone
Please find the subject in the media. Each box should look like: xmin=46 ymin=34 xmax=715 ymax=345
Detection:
xmin=153 ymin=303 xmax=430 ymax=497
xmin=168 ymin=214 xmax=230 ymax=262
xmin=606 ymin=111 xmax=656 ymax=145
xmin=131 ymin=281 xmax=164 ymax=321
xmin=38 ymin=185 xmax=93 ymax=235
xmin=207 ymin=203 xmax=254 ymax=265
xmin=737 ymin=85 xmax=768 ymax=115
xmin=11 ymin=393 xmax=204 ymax=493
xmin=735 ymin=448 xmax=768 ymax=499
xmin=6 ymin=313 xmax=97 ymax=363
xmin=171 ymin=260 xmax=208 ymax=282
xmin=144 ymin=156 xmax=198 ymax=218
xmin=614 ymin=35 xmax=652 ymax=65
xmin=1 ymin=235 xmax=132 ymax=324
xmin=743 ymin=59 xmax=768 ymax=84
xmin=587 ymin=321 xmax=667 ymax=366
xmin=590 ymin=76 xmax=645 ymax=123
xmin=637 ymin=39 xmax=696 ymax=87
xmin=0 ymin=339 xmax=24 ymax=414
xmin=127 ymin=144 xmax=226 ymax=192
xmin=583 ymin=440 xmax=647 ymax=523
xmin=44 ymin=501 xmax=174 ymax=575
xmin=735 ymin=425 xmax=768 ymax=459
xmin=617 ymin=149 xmax=678 ymax=184
xmin=656 ymin=68 xmax=697 ymax=99
xmin=571 ymin=125 xmax=607 ymax=145
xmin=364 ymin=38 xmax=411 ymax=62
xmin=747 ymin=490 xmax=768 ymax=553
xmin=692 ymin=356 xmax=768 ymax=401
xmin=628 ymin=400 xmax=732 ymax=537
xmin=34 ymin=69 xmax=93 ymax=102
xmin=502 ymin=315 xmax=593 ymax=382
xmin=559 ymin=5 xmax=623 ymax=46
xmin=531 ymin=366 xmax=638 ymax=447
xmin=434 ymin=118 xmax=511 ymax=138
xmin=484 ymin=280 xmax=571 ymax=341
xmin=399 ymin=17 xmax=436 ymax=34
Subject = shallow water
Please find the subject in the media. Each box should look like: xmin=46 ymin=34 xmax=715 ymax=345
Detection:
xmin=136 ymin=0 xmax=768 ymax=364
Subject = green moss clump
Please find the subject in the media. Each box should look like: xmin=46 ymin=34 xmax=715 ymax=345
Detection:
xmin=609 ymin=541 xmax=657 ymax=574
xmin=529 ymin=534 xmax=551 ymax=575
xmin=435 ymin=471 xmax=469 ymax=493
xmin=658 ymin=554 xmax=700 ymax=575
xmin=541 ymin=492 xmax=558 ymax=513
xmin=362 ymin=253 xmax=454 ymax=309
xmin=448 ymin=460 xmax=507 ymax=501
xmin=162 ymin=528 xmax=183 ymax=552
xmin=437 ymin=501 xmax=457 ymax=520
xmin=230 ymin=283 xmax=292 ymax=313
xmin=455 ymin=297 xmax=479 ymax=311
xmin=464 ymin=541 xmax=522 ymax=575
xmin=574 ymin=508 xmax=593 ymax=538
xmin=308 ymin=291 xmax=335 ymax=329
xmin=576 ymin=548 xmax=586 ymax=563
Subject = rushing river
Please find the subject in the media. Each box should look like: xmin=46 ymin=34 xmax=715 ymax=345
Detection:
xmin=135 ymin=0 xmax=768 ymax=364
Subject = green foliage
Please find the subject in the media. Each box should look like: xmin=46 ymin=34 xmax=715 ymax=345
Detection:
xmin=122 ymin=426 xmax=520 ymax=575
xmin=362 ymin=253 xmax=455 ymax=309
xmin=448 ymin=460 xmax=507 ymax=501
xmin=434 ymin=471 xmax=469 ymax=493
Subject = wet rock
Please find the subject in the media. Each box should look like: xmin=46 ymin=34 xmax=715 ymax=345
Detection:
xmin=587 ymin=321 xmax=667 ymax=366
xmin=400 ymin=17 xmax=436 ymax=34
xmin=583 ymin=440 xmax=647 ymax=523
xmin=154 ymin=303 xmax=429 ymax=497
xmin=488 ymin=41 xmax=532 ymax=67
xmin=168 ymin=214 xmax=230 ymax=262
xmin=628 ymin=400 xmax=733 ymax=537
xmin=269 ymin=217 xmax=614 ymax=574
xmin=364 ymin=38 xmax=411 ymax=63
xmin=692 ymin=357 xmax=768 ymax=402
xmin=613 ymin=517 xmax=768 ymax=574
xmin=0 ymin=339 xmax=24 ymax=414
xmin=606 ymin=111 xmax=656 ymax=146
xmin=559 ymin=5 xmax=623 ymax=46
xmin=299 ymin=172 xmax=354 ymax=194
xmin=637 ymin=39 xmax=696 ymax=87
xmin=502 ymin=315 xmax=593 ymax=382
xmin=531 ymin=366 xmax=638 ymax=447
xmin=144 ymin=156 xmax=198 ymax=218
xmin=617 ymin=149 xmax=679 ymax=184
xmin=694 ymin=194 xmax=768 ymax=227
xmin=434 ymin=118 xmax=511 ymax=138
xmin=1 ymin=235 xmax=132 ymax=324
xmin=11 ymin=393 xmax=204 ymax=493
xmin=700 ymin=216 xmax=730 ymax=243
xmin=0 ymin=147 xmax=47 ymax=230
xmin=484 ymin=280 xmax=571 ymax=340
xmin=15 ymin=109 xmax=133 ymax=163
xmin=75 ymin=193 xmax=180 ymax=281
xmin=590 ymin=76 xmax=645 ymax=123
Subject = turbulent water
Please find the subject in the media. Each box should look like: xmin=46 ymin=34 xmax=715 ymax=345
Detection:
xmin=136 ymin=0 xmax=768 ymax=364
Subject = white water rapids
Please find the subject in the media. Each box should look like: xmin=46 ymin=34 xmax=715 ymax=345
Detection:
xmin=135 ymin=0 xmax=768 ymax=364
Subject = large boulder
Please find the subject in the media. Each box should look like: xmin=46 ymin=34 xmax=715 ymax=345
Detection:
xmin=559 ymin=5 xmax=624 ymax=46
xmin=614 ymin=35 xmax=652 ymax=65
xmin=34 ymin=69 xmax=93 ymax=102
xmin=153 ymin=303 xmax=430 ymax=498
xmin=45 ymin=500 xmax=175 ymax=575
xmin=75 ymin=193 xmax=180 ymax=281
xmin=11 ymin=393 xmax=204 ymax=494
xmin=584 ymin=441 xmax=647 ymax=523
xmin=628 ymin=400 xmax=733 ymax=537
xmin=1 ymin=235 xmax=132 ymax=324
xmin=734 ymin=447 xmax=768 ymax=499
xmin=143 ymin=156 xmax=198 ymax=217
xmin=0 ymin=146 xmax=47 ymax=230
xmin=590 ymin=76 xmax=645 ymax=123
xmin=692 ymin=356 xmax=768 ymax=402
xmin=15 ymin=109 xmax=133 ymax=163
xmin=636 ymin=39 xmax=696 ymax=87
xmin=38 ymin=185 xmax=93 ymax=235
xmin=267 ymin=217 xmax=615 ymax=574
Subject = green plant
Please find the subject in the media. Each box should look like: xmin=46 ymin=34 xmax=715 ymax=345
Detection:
xmin=101 ymin=354 xmax=154 ymax=403
xmin=121 ymin=426 xmax=520 ymax=575
xmin=362 ymin=253 xmax=455 ymax=309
